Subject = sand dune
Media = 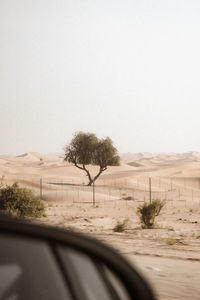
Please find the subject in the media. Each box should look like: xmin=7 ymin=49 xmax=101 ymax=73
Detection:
xmin=1 ymin=152 xmax=200 ymax=192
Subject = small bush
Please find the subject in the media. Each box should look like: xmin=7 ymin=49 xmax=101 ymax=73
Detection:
xmin=137 ymin=199 xmax=165 ymax=229
xmin=123 ymin=196 xmax=133 ymax=200
xmin=0 ymin=176 xmax=5 ymax=189
xmin=166 ymin=238 xmax=176 ymax=245
xmin=113 ymin=219 xmax=129 ymax=232
xmin=0 ymin=182 xmax=45 ymax=218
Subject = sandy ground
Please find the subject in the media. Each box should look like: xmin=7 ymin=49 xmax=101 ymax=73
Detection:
xmin=1 ymin=151 xmax=200 ymax=299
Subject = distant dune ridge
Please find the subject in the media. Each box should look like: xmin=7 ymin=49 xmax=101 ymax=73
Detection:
xmin=16 ymin=152 xmax=64 ymax=161
xmin=121 ymin=151 xmax=200 ymax=161
xmin=1 ymin=151 xmax=199 ymax=204
xmin=0 ymin=152 xmax=200 ymax=193
xmin=0 ymin=151 xmax=199 ymax=207
xmin=0 ymin=151 xmax=200 ymax=179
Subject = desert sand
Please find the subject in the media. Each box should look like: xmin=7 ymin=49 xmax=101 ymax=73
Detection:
xmin=1 ymin=151 xmax=200 ymax=299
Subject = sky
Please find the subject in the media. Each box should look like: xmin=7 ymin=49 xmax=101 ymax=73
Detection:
xmin=1 ymin=0 xmax=200 ymax=155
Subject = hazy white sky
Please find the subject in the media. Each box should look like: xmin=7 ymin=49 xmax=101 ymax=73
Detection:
xmin=1 ymin=0 xmax=200 ymax=155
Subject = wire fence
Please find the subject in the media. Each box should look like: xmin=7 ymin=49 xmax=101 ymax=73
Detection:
xmin=3 ymin=175 xmax=200 ymax=210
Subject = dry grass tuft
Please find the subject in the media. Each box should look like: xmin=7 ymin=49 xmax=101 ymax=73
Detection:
xmin=113 ymin=218 xmax=129 ymax=232
xmin=166 ymin=238 xmax=176 ymax=245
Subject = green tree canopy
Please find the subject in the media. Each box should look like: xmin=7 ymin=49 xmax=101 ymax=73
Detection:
xmin=64 ymin=132 xmax=120 ymax=185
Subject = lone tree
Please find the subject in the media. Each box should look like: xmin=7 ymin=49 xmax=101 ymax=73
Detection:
xmin=64 ymin=132 xmax=120 ymax=186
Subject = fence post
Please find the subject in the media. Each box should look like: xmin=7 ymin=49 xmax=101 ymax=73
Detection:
xmin=40 ymin=177 xmax=43 ymax=200
xmin=149 ymin=177 xmax=152 ymax=203
xmin=93 ymin=181 xmax=95 ymax=206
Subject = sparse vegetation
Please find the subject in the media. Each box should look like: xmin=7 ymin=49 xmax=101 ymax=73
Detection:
xmin=166 ymin=238 xmax=176 ymax=245
xmin=137 ymin=199 xmax=165 ymax=229
xmin=113 ymin=218 xmax=129 ymax=232
xmin=123 ymin=196 xmax=134 ymax=200
xmin=0 ymin=176 xmax=5 ymax=189
xmin=0 ymin=182 xmax=45 ymax=218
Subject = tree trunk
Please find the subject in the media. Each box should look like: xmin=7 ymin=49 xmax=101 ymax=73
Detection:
xmin=88 ymin=179 xmax=93 ymax=186
xmin=87 ymin=167 xmax=107 ymax=186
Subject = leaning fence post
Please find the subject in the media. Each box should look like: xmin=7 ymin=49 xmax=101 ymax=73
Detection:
xmin=93 ymin=181 xmax=95 ymax=206
xmin=149 ymin=177 xmax=152 ymax=203
xmin=40 ymin=177 xmax=43 ymax=200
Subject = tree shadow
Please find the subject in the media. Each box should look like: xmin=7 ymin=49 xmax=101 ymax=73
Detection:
xmin=47 ymin=182 xmax=87 ymax=187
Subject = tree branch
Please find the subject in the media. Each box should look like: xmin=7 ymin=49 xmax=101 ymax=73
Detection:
xmin=93 ymin=166 xmax=107 ymax=182
xmin=72 ymin=162 xmax=93 ymax=184
xmin=74 ymin=162 xmax=85 ymax=171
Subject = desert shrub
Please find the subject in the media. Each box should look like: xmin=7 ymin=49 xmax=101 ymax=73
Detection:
xmin=0 ymin=182 xmax=45 ymax=218
xmin=113 ymin=218 xmax=129 ymax=232
xmin=123 ymin=196 xmax=133 ymax=200
xmin=137 ymin=199 xmax=165 ymax=229
xmin=166 ymin=238 xmax=176 ymax=245
xmin=0 ymin=176 xmax=5 ymax=189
